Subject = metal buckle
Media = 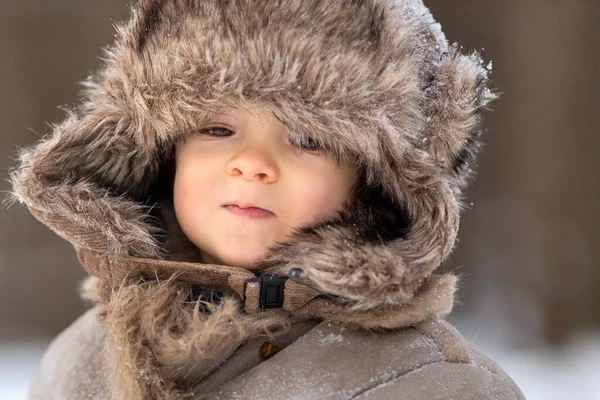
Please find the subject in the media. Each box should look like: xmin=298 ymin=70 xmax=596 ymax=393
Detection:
xmin=244 ymin=275 xmax=288 ymax=310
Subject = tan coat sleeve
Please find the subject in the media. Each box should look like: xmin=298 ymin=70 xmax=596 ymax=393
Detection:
xmin=28 ymin=306 xmax=109 ymax=400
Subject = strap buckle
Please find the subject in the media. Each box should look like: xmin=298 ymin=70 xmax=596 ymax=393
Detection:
xmin=244 ymin=275 xmax=288 ymax=310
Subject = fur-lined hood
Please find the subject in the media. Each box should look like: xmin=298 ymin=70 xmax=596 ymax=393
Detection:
xmin=6 ymin=0 xmax=494 ymax=316
xmin=6 ymin=0 xmax=495 ymax=397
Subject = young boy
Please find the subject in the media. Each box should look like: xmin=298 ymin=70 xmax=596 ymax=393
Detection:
xmin=7 ymin=0 xmax=526 ymax=399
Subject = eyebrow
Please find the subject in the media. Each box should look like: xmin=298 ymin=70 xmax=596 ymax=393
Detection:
xmin=206 ymin=111 xmax=237 ymax=129
xmin=210 ymin=110 xmax=234 ymax=119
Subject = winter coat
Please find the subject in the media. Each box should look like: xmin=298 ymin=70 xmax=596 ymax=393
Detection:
xmin=6 ymin=0 xmax=525 ymax=399
xmin=29 ymin=301 xmax=525 ymax=400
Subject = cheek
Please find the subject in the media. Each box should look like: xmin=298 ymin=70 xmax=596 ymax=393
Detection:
xmin=284 ymin=170 xmax=352 ymax=225
xmin=173 ymin=162 xmax=212 ymax=226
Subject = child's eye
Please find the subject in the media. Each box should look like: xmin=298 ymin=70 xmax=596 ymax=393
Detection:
xmin=199 ymin=126 xmax=234 ymax=137
xmin=197 ymin=126 xmax=324 ymax=154
xmin=290 ymin=136 xmax=324 ymax=152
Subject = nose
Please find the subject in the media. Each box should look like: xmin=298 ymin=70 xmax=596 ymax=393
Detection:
xmin=226 ymin=146 xmax=279 ymax=183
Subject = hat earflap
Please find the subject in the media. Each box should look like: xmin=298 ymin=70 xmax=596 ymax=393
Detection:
xmin=422 ymin=44 xmax=498 ymax=197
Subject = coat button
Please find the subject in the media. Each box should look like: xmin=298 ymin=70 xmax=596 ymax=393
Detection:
xmin=259 ymin=341 xmax=281 ymax=359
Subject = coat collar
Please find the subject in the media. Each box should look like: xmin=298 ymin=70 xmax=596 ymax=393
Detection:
xmin=76 ymin=247 xmax=457 ymax=330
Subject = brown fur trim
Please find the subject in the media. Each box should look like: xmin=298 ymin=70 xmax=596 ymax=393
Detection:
xmin=87 ymin=270 xmax=455 ymax=399
xmin=5 ymin=121 xmax=164 ymax=257
xmin=98 ymin=277 xmax=293 ymax=399
xmin=292 ymin=273 xmax=458 ymax=330
xmin=421 ymin=44 xmax=498 ymax=197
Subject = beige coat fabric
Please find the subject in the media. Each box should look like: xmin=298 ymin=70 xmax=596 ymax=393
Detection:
xmin=30 ymin=306 xmax=525 ymax=400
xmin=5 ymin=0 xmax=526 ymax=398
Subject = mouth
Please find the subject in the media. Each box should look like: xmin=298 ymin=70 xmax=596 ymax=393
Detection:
xmin=222 ymin=202 xmax=275 ymax=219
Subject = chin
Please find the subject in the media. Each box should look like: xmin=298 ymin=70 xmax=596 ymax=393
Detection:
xmin=217 ymin=251 xmax=268 ymax=271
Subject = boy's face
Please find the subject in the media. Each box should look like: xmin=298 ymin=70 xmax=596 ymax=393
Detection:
xmin=173 ymin=106 xmax=358 ymax=271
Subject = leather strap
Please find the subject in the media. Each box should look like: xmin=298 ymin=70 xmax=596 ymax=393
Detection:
xmin=76 ymin=247 xmax=321 ymax=314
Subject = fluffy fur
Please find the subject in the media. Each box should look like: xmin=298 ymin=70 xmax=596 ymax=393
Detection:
xmin=99 ymin=278 xmax=292 ymax=399
xmin=4 ymin=0 xmax=496 ymax=398
xmin=74 ymin=244 xmax=456 ymax=399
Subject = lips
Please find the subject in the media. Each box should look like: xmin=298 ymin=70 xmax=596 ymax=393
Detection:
xmin=222 ymin=202 xmax=274 ymax=219
xmin=226 ymin=202 xmax=267 ymax=210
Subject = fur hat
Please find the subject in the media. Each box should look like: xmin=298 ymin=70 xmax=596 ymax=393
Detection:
xmin=6 ymin=0 xmax=496 ymax=313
